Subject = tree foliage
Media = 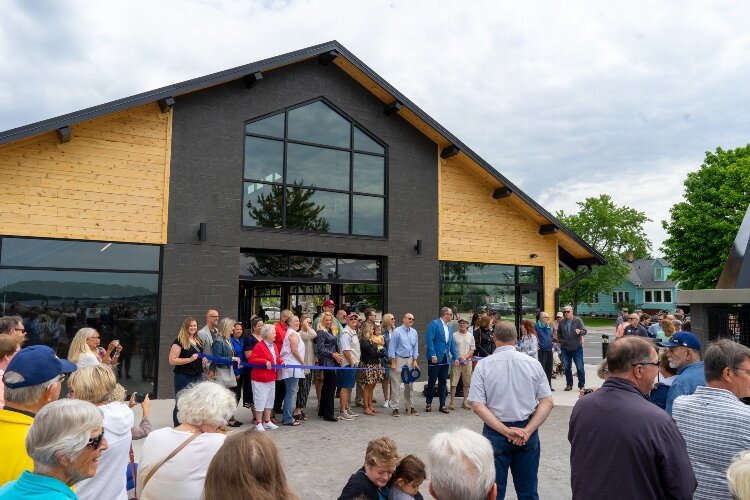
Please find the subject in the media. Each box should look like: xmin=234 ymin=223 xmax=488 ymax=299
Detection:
xmin=556 ymin=195 xmax=652 ymax=312
xmin=661 ymin=145 xmax=750 ymax=290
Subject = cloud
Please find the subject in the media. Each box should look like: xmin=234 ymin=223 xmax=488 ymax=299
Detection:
xmin=2 ymin=0 xmax=750 ymax=255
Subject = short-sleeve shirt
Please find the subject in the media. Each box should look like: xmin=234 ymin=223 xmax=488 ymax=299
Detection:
xmin=171 ymin=338 xmax=202 ymax=376
xmin=453 ymin=331 xmax=475 ymax=357
xmin=468 ymin=345 xmax=551 ymax=422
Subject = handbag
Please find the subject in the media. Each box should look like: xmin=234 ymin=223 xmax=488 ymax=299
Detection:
xmin=127 ymin=444 xmax=138 ymax=499
xmin=141 ymin=431 xmax=201 ymax=493
xmin=215 ymin=364 xmax=237 ymax=388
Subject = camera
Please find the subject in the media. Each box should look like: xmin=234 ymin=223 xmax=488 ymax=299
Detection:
xmin=582 ymin=388 xmax=594 ymax=395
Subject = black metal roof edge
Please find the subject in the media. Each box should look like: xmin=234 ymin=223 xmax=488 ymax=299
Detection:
xmin=0 ymin=40 xmax=605 ymax=265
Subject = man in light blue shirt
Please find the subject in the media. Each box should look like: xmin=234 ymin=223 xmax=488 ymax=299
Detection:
xmin=658 ymin=332 xmax=706 ymax=415
xmin=388 ymin=313 xmax=420 ymax=417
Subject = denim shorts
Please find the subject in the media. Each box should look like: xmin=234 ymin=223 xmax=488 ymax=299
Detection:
xmin=337 ymin=366 xmax=356 ymax=388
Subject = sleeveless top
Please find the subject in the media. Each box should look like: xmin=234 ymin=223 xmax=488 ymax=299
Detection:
xmin=279 ymin=328 xmax=305 ymax=379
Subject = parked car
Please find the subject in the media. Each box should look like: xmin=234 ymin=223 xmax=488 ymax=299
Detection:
xmin=486 ymin=302 xmax=513 ymax=315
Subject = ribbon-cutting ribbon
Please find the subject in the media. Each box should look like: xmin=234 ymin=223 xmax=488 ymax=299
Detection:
xmin=198 ymin=353 xmax=485 ymax=371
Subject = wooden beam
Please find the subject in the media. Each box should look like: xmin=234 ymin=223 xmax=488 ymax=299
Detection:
xmin=383 ymin=101 xmax=402 ymax=116
xmin=440 ymin=145 xmax=460 ymax=159
xmin=539 ymin=224 xmax=558 ymax=235
xmin=243 ymin=71 xmax=263 ymax=89
xmin=157 ymin=97 xmax=175 ymax=114
xmin=492 ymin=186 xmax=512 ymax=199
xmin=318 ymin=50 xmax=338 ymax=65
xmin=56 ymin=126 xmax=71 ymax=144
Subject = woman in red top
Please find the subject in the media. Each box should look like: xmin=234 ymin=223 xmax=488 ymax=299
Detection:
xmin=249 ymin=324 xmax=280 ymax=432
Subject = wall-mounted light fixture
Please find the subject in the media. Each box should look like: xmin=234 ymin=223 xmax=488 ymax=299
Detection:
xmin=198 ymin=222 xmax=207 ymax=242
xmin=529 ymin=253 xmax=538 ymax=259
xmin=414 ymin=239 xmax=422 ymax=255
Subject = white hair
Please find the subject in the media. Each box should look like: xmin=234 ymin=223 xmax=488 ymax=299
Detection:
xmin=176 ymin=381 xmax=236 ymax=427
xmin=260 ymin=324 xmax=275 ymax=341
xmin=3 ymin=371 xmax=59 ymax=406
xmin=728 ymin=451 xmax=750 ymax=500
xmin=27 ymin=399 xmax=103 ymax=466
xmin=428 ymin=428 xmax=495 ymax=500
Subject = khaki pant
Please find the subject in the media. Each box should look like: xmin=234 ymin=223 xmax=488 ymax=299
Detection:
xmin=450 ymin=362 xmax=472 ymax=386
xmin=389 ymin=356 xmax=414 ymax=410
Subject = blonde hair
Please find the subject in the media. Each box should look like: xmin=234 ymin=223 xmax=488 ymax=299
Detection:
xmin=217 ymin=318 xmax=235 ymax=341
xmin=364 ymin=436 xmax=400 ymax=469
xmin=0 ymin=334 xmax=23 ymax=359
xmin=318 ymin=312 xmax=334 ymax=331
xmin=728 ymin=451 xmax=750 ymax=500
xmin=68 ymin=364 xmax=117 ymax=404
xmin=361 ymin=321 xmax=374 ymax=341
xmin=177 ymin=317 xmax=200 ymax=350
xmin=67 ymin=328 xmax=99 ymax=364
xmin=381 ymin=313 xmax=395 ymax=331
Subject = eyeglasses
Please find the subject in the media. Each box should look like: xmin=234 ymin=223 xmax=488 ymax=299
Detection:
xmin=87 ymin=430 xmax=105 ymax=450
xmin=404 ymin=317 xmax=415 ymax=321
xmin=57 ymin=374 xmax=66 ymax=384
xmin=90 ymin=336 xmax=100 ymax=339
xmin=631 ymin=361 xmax=660 ymax=367
xmin=14 ymin=327 xmax=26 ymax=333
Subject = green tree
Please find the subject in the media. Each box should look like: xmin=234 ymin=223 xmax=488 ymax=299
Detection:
xmin=556 ymin=195 xmax=652 ymax=312
xmin=661 ymin=145 xmax=750 ymax=289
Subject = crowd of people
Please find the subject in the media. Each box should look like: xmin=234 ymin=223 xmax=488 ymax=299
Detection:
xmin=3 ymin=301 xmax=750 ymax=500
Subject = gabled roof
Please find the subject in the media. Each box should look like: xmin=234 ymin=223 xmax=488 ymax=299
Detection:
xmin=627 ymin=259 xmax=678 ymax=289
xmin=0 ymin=41 xmax=604 ymax=269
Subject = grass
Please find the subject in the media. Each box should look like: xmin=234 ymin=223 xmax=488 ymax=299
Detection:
xmin=579 ymin=316 xmax=617 ymax=327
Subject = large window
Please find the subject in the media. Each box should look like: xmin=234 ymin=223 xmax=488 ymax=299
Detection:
xmin=612 ymin=291 xmax=630 ymax=304
xmin=0 ymin=237 xmax=160 ymax=396
xmin=439 ymin=262 xmax=543 ymax=326
xmin=644 ymin=289 xmax=673 ymax=303
xmin=243 ymin=99 xmax=387 ymax=237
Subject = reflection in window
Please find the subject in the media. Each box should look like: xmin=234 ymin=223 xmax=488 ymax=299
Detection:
xmin=0 ymin=237 xmax=161 ymax=396
xmin=241 ymin=253 xmax=289 ymax=279
xmin=338 ymin=259 xmax=380 ymax=281
xmin=240 ymin=252 xmax=381 ymax=283
xmin=243 ymin=99 xmax=386 ymax=236
xmin=287 ymin=144 xmax=349 ymax=190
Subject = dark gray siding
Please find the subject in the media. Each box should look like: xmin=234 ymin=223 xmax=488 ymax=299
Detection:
xmin=157 ymin=59 xmax=438 ymax=397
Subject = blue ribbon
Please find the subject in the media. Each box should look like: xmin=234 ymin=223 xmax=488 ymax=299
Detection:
xmin=401 ymin=365 xmax=421 ymax=384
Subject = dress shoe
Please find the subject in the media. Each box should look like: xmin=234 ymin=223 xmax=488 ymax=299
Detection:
xmin=439 ymin=407 xmax=450 ymax=414
xmin=425 ymin=404 xmax=432 ymax=412
xmin=564 ymin=385 xmax=573 ymax=391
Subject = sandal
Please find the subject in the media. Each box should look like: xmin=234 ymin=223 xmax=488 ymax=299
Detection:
xmin=283 ymin=420 xmax=301 ymax=426
xmin=371 ymin=408 xmax=381 ymax=414
xmin=363 ymin=409 xmax=375 ymax=416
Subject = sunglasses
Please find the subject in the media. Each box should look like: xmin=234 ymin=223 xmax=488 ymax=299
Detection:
xmin=87 ymin=430 xmax=105 ymax=450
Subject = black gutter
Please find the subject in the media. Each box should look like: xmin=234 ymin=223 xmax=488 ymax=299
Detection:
xmin=0 ymin=40 xmax=604 ymax=265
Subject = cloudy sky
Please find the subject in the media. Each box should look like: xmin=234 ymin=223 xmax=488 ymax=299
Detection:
xmin=2 ymin=0 xmax=749 ymax=254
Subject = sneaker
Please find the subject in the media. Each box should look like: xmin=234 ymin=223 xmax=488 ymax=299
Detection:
xmin=439 ymin=406 xmax=450 ymax=414
xmin=425 ymin=404 xmax=432 ymax=412
xmin=409 ymin=407 xmax=420 ymax=416
xmin=564 ymin=385 xmax=573 ymax=391
xmin=255 ymin=423 xmax=265 ymax=432
xmin=382 ymin=400 xmax=391 ymax=408
xmin=392 ymin=409 xmax=400 ymax=417
xmin=345 ymin=409 xmax=359 ymax=417
xmin=262 ymin=421 xmax=279 ymax=430
xmin=338 ymin=412 xmax=355 ymax=421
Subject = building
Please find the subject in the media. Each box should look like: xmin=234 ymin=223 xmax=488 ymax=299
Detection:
xmin=0 ymin=42 xmax=603 ymax=397
xmin=577 ymin=258 xmax=679 ymax=316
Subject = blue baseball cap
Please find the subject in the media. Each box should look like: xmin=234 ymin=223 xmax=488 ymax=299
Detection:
xmin=3 ymin=345 xmax=77 ymax=388
xmin=657 ymin=332 xmax=701 ymax=350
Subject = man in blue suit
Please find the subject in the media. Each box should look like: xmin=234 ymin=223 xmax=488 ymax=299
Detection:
xmin=425 ymin=307 xmax=459 ymax=413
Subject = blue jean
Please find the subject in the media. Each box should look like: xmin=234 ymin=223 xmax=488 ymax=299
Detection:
xmin=173 ymin=373 xmax=201 ymax=427
xmin=425 ymin=356 xmax=449 ymax=407
xmin=560 ymin=346 xmax=585 ymax=388
xmin=483 ymin=423 xmax=540 ymax=500
xmin=282 ymin=377 xmax=300 ymax=424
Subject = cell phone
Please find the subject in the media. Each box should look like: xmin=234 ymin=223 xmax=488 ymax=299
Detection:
xmin=133 ymin=392 xmax=147 ymax=403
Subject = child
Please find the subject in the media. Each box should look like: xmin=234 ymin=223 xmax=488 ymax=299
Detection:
xmin=389 ymin=454 xmax=426 ymax=500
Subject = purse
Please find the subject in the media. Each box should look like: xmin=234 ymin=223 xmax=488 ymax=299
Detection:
xmin=215 ymin=365 xmax=237 ymax=388
xmin=141 ymin=431 xmax=201 ymax=493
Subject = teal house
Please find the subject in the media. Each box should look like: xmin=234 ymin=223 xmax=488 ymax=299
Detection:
xmin=577 ymin=259 xmax=680 ymax=315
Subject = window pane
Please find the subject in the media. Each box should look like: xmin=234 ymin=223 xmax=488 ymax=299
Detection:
xmin=654 ymin=291 xmax=662 ymax=302
xmin=612 ymin=293 xmax=617 ymax=304
xmin=352 ymin=195 xmax=384 ymax=236
xmin=353 ymin=154 xmax=384 ymax=195
xmin=240 ymin=253 xmax=288 ymax=279
xmin=645 ymin=291 xmax=653 ymax=302
xmin=664 ymin=291 xmax=672 ymax=302
xmin=285 ymin=188 xmax=348 ymax=233
xmin=440 ymin=262 xmax=515 ymax=285
xmin=287 ymin=143 xmax=349 ymax=191
xmin=244 ymin=137 xmax=284 ymax=182
xmin=337 ymin=259 xmax=380 ymax=281
xmin=0 ymin=238 xmax=159 ymax=271
xmin=353 ymin=126 xmax=384 ymax=154
xmin=243 ymin=182 xmax=282 ymax=228
xmin=245 ymin=113 xmax=285 ymax=137
xmin=289 ymin=255 xmax=325 ymax=279
xmin=518 ymin=266 xmax=542 ymax=284
xmin=288 ymin=101 xmax=350 ymax=148
xmin=0 ymin=269 xmax=159 ymax=391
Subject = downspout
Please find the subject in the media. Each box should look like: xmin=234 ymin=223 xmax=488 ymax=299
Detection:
xmin=554 ymin=265 xmax=593 ymax=313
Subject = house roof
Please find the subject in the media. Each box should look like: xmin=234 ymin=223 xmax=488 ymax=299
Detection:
xmin=0 ymin=41 xmax=604 ymax=269
xmin=627 ymin=259 xmax=677 ymax=288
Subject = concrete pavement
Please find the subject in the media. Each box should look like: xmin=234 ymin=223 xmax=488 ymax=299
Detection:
xmin=131 ymin=363 xmax=604 ymax=499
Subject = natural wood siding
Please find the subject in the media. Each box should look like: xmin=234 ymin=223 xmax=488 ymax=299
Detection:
xmin=439 ymin=157 xmax=559 ymax=313
xmin=0 ymin=103 xmax=171 ymax=244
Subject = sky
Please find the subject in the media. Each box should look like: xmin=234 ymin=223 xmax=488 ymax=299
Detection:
xmin=2 ymin=0 xmax=750 ymax=255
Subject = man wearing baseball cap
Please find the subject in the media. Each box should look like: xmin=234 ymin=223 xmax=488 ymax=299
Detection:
xmin=657 ymin=332 xmax=705 ymax=415
xmin=0 ymin=345 xmax=77 ymax=485
xmin=314 ymin=299 xmax=342 ymax=335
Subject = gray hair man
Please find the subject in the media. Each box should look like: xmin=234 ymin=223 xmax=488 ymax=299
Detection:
xmin=0 ymin=345 xmax=77 ymax=485
xmin=428 ymin=428 xmax=497 ymax=500
xmin=657 ymin=332 xmax=705 ymax=414
xmin=0 ymin=315 xmax=25 ymax=338
xmin=0 ymin=399 xmax=107 ymax=497
xmin=673 ymin=339 xmax=750 ymax=500
xmin=468 ymin=321 xmax=553 ymax=499
xmin=569 ymin=336 xmax=696 ymax=499
xmin=558 ymin=305 xmax=587 ymax=391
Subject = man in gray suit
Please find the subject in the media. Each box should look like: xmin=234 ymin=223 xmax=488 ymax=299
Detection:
xmin=558 ymin=305 xmax=587 ymax=391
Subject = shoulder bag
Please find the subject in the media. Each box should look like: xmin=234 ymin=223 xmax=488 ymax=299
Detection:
xmin=141 ymin=431 xmax=201 ymax=493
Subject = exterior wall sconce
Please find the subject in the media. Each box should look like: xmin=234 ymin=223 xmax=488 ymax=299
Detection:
xmin=414 ymin=239 xmax=422 ymax=255
xmin=529 ymin=253 xmax=538 ymax=259
xmin=198 ymin=222 xmax=207 ymax=242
